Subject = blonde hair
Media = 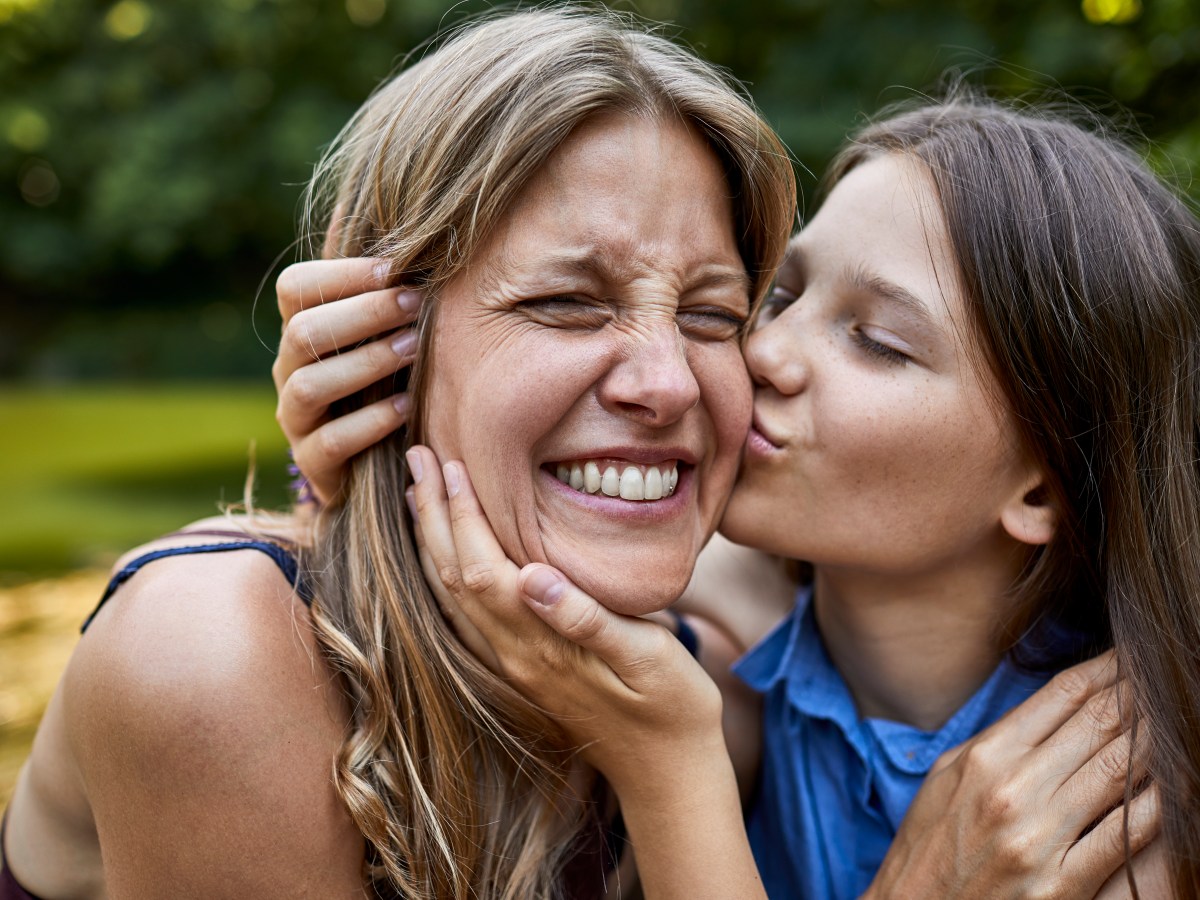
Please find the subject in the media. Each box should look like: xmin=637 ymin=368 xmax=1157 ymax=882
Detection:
xmin=300 ymin=8 xmax=796 ymax=897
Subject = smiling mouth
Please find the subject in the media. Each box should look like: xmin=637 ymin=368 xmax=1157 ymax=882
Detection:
xmin=549 ymin=459 xmax=680 ymax=501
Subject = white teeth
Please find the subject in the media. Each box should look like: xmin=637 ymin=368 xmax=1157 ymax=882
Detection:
xmin=644 ymin=466 xmax=663 ymax=500
xmin=619 ymin=466 xmax=644 ymax=500
xmin=552 ymin=459 xmax=679 ymax=501
xmin=601 ymin=466 xmax=620 ymax=497
xmin=584 ymin=461 xmax=601 ymax=494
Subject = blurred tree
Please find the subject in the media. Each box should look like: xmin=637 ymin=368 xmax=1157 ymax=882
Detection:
xmin=1 ymin=0 xmax=1197 ymax=379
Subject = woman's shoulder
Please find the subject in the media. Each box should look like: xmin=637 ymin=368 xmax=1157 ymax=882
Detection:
xmin=50 ymin=516 xmax=363 ymax=890
xmin=70 ymin=514 xmax=328 ymax=733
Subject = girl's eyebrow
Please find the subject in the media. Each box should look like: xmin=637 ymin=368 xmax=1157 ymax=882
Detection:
xmin=845 ymin=263 xmax=940 ymax=334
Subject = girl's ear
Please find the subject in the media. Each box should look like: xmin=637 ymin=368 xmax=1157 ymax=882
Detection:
xmin=1000 ymin=468 xmax=1057 ymax=546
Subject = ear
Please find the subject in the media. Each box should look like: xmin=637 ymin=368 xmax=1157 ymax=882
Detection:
xmin=999 ymin=467 xmax=1057 ymax=547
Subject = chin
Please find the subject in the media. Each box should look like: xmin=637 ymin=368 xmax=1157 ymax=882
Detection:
xmin=571 ymin=566 xmax=692 ymax=616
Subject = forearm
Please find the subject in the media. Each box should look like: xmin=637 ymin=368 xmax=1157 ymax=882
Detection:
xmin=612 ymin=737 xmax=766 ymax=900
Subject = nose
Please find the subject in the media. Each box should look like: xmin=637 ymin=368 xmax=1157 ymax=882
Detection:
xmin=746 ymin=313 xmax=808 ymax=395
xmin=598 ymin=323 xmax=701 ymax=426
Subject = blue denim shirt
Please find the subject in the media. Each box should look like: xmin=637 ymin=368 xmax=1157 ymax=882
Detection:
xmin=734 ymin=588 xmax=1053 ymax=900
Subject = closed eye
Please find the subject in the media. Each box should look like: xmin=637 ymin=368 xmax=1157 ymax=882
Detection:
xmin=851 ymin=327 xmax=910 ymax=366
xmin=678 ymin=306 xmax=748 ymax=341
xmin=517 ymin=296 xmax=612 ymax=329
xmin=757 ymin=285 xmax=799 ymax=327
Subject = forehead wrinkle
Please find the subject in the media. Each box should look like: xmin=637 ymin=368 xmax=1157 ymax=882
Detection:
xmin=475 ymin=234 xmax=743 ymax=299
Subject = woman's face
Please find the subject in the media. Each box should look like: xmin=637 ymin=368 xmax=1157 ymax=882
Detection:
xmin=425 ymin=112 xmax=752 ymax=614
xmin=721 ymin=154 xmax=1039 ymax=576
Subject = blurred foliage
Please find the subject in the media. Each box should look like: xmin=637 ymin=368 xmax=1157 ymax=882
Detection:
xmin=2 ymin=0 xmax=1199 ymax=378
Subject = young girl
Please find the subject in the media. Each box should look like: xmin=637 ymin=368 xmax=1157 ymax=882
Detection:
xmin=277 ymin=93 xmax=1196 ymax=897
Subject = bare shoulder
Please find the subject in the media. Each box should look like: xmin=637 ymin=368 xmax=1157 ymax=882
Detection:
xmin=61 ymin=521 xmax=366 ymax=896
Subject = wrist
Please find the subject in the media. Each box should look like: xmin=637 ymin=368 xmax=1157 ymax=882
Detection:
xmin=605 ymin=732 xmax=737 ymax=813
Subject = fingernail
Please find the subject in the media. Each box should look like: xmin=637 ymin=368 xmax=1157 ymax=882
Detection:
xmin=405 ymin=448 xmax=423 ymax=483
xmin=391 ymin=330 xmax=417 ymax=357
xmin=397 ymin=289 xmax=422 ymax=314
xmin=443 ymin=462 xmax=460 ymax=498
xmin=373 ymin=261 xmax=392 ymax=285
xmin=405 ymin=486 xmax=417 ymax=521
xmin=523 ymin=567 xmax=565 ymax=607
xmin=393 ymin=393 xmax=410 ymax=417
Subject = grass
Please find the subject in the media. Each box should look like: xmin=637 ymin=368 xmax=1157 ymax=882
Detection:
xmin=0 ymin=381 xmax=294 ymax=804
xmin=0 ymin=382 xmax=293 ymax=580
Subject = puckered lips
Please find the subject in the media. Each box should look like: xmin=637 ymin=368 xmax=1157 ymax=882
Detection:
xmin=746 ymin=412 xmax=785 ymax=459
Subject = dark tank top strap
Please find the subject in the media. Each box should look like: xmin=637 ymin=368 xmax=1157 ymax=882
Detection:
xmin=82 ymin=541 xmax=313 ymax=633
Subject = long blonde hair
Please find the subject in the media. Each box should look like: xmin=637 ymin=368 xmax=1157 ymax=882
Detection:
xmin=299 ymin=8 xmax=796 ymax=897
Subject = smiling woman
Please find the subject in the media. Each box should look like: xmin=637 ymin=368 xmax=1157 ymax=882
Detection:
xmin=425 ymin=112 xmax=754 ymax=614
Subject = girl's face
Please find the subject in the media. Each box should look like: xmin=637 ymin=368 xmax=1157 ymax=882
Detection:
xmin=721 ymin=154 xmax=1045 ymax=577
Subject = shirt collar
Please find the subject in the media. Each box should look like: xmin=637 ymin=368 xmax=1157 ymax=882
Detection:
xmin=735 ymin=584 xmax=1052 ymax=775
xmin=735 ymin=586 xmax=874 ymax=758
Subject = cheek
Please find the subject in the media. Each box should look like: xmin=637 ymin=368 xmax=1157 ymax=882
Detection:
xmin=697 ymin=344 xmax=752 ymax=453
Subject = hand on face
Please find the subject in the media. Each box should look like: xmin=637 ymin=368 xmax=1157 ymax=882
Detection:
xmin=404 ymin=443 xmax=725 ymax=793
xmin=273 ymin=256 xmax=421 ymax=505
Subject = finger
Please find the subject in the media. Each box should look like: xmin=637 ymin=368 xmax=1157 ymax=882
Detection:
xmin=408 ymin=446 xmax=506 ymax=634
xmin=1055 ymin=722 xmax=1152 ymax=839
xmin=1071 ymin=785 xmax=1162 ymax=898
xmin=926 ymin=654 xmax=1122 ymax=781
xmin=518 ymin=564 xmax=692 ymax=691
xmin=275 ymin=258 xmax=394 ymax=321
xmin=407 ymin=445 xmax=460 ymax=593
xmin=276 ymin=286 xmax=423 ymax=373
xmin=1032 ymin=682 xmax=1131 ymax=785
xmin=408 ymin=486 xmax=502 ymax=671
xmin=981 ymin=652 xmax=1121 ymax=750
xmin=288 ymin=394 xmax=409 ymax=501
xmin=441 ymin=461 xmax=526 ymax=625
xmin=276 ymin=336 xmax=415 ymax=438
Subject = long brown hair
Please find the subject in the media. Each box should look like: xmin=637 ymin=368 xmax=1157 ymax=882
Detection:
xmin=827 ymin=94 xmax=1200 ymax=898
xmin=298 ymin=8 xmax=796 ymax=897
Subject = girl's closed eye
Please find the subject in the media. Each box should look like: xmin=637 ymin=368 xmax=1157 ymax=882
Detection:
xmin=851 ymin=324 xmax=912 ymax=366
xmin=758 ymin=284 xmax=799 ymax=326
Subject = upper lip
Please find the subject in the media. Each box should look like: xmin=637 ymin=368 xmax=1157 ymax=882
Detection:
xmin=545 ymin=445 xmax=699 ymax=466
xmin=750 ymin=413 xmax=785 ymax=448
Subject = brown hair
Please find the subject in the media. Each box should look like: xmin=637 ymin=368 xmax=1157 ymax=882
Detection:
xmin=298 ymin=8 xmax=796 ymax=897
xmin=826 ymin=93 xmax=1200 ymax=898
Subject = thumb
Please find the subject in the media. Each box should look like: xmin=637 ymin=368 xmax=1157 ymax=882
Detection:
xmin=518 ymin=564 xmax=619 ymax=652
xmin=517 ymin=564 xmax=672 ymax=680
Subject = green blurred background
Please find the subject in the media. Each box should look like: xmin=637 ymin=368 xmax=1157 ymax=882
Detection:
xmin=2 ymin=0 xmax=1198 ymax=800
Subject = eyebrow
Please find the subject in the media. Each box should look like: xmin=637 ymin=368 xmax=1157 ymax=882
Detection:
xmin=844 ymin=264 xmax=940 ymax=332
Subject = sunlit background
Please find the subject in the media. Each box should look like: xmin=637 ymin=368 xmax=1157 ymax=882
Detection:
xmin=2 ymin=0 xmax=1197 ymax=803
